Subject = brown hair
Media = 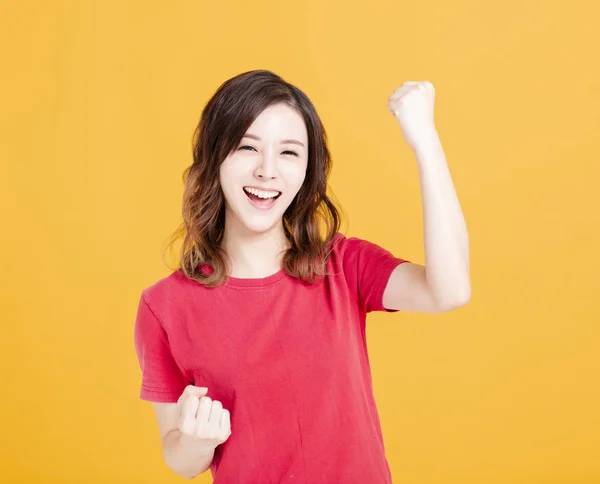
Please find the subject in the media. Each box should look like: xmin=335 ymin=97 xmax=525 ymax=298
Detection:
xmin=164 ymin=70 xmax=344 ymax=288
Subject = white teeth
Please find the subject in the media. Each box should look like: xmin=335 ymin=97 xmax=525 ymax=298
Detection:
xmin=243 ymin=187 xmax=280 ymax=199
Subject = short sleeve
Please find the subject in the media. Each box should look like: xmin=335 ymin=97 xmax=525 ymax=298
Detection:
xmin=343 ymin=236 xmax=409 ymax=313
xmin=133 ymin=293 xmax=190 ymax=402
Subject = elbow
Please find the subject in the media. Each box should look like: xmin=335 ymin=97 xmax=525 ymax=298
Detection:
xmin=165 ymin=457 xmax=207 ymax=480
xmin=435 ymin=285 xmax=471 ymax=312
xmin=168 ymin=464 xmax=202 ymax=480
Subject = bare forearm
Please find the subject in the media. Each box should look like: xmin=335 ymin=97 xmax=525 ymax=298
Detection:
xmin=163 ymin=429 xmax=215 ymax=479
xmin=414 ymin=130 xmax=471 ymax=307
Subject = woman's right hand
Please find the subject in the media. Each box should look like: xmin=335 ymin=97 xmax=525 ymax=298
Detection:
xmin=176 ymin=385 xmax=232 ymax=453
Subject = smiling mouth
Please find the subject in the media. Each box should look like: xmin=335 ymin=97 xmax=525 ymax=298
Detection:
xmin=243 ymin=187 xmax=282 ymax=209
xmin=243 ymin=187 xmax=281 ymax=199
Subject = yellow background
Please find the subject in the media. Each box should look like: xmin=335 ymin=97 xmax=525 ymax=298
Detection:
xmin=1 ymin=0 xmax=599 ymax=482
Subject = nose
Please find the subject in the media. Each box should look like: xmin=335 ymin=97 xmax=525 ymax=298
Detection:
xmin=254 ymin=150 xmax=277 ymax=180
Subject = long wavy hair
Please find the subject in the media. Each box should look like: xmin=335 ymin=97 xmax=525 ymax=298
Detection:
xmin=163 ymin=70 xmax=344 ymax=288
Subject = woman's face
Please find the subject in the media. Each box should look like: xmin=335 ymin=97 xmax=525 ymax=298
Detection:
xmin=219 ymin=103 xmax=309 ymax=236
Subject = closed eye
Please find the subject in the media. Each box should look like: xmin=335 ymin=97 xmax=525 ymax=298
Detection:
xmin=238 ymin=145 xmax=299 ymax=157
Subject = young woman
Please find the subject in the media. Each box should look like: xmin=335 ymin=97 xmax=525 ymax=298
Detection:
xmin=134 ymin=70 xmax=470 ymax=483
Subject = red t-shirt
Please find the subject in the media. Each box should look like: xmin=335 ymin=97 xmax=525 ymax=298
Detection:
xmin=134 ymin=232 xmax=408 ymax=483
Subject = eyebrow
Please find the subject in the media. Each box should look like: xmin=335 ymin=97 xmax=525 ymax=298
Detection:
xmin=243 ymin=133 xmax=305 ymax=148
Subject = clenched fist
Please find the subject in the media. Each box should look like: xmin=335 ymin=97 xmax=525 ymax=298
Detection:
xmin=387 ymin=81 xmax=437 ymax=151
xmin=176 ymin=385 xmax=232 ymax=453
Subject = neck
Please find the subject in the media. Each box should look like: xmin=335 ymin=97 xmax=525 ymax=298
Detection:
xmin=221 ymin=220 xmax=289 ymax=279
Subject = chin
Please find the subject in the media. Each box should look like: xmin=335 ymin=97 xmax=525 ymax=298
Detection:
xmin=229 ymin=209 xmax=282 ymax=235
xmin=242 ymin=218 xmax=282 ymax=234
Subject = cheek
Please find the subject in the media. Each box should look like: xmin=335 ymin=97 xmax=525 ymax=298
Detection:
xmin=218 ymin=169 xmax=237 ymax=204
xmin=282 ymin=162 xmax=308 ymax=190
xmin=219 ymin=160 xmax=242 ymax=187
xmin=221 ymin=156 xmax=255 ymax=182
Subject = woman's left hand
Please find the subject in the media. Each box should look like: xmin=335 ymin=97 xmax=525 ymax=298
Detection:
xmin=387 ymin=81 xmax=438 ymax=150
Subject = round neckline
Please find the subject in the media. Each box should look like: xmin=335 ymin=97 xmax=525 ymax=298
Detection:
xmin=224 ymin=268 xmax=288 ymax=288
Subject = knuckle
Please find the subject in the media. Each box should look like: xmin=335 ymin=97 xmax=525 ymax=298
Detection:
xmin=195 ymin=422 xmax=207 ymax=436
xmin=179 ymin=420 xmax=192 ymax=435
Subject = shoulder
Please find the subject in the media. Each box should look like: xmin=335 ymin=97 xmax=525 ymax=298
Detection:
xmin=328 ymin=231 xmax=379 ymax=259
xmin=328 ymin=231 xmax=359 ymax=253
xmin=141 ymin=269 xmax=199 ymax=308
xmin=326 ymin=232 xmax=377 ymax=275
xmin=328 ymin=231 xmax=405 ymax=275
